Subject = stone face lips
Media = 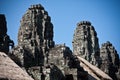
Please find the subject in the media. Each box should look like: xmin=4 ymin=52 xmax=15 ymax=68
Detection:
xmin=100 ymin=41 xmax=119 ymax=80
xmin=72 ymin=21 xmax=100 ymax=67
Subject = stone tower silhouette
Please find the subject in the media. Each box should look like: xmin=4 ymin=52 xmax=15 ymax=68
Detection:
xmin=17 ymin=4 xmax=55 ymax=67
xmin=0 ymin=14 xmax=14 ymax=53
xmin=72 ymin=21 xmax=101 ymax=67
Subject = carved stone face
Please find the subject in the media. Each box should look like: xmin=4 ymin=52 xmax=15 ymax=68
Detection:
xmin=23 ymin=26 xmax=32 ymax=40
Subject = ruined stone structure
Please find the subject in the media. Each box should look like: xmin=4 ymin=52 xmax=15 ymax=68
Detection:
xmin=0 ymin=52 xmax=34 ymax=80
xmin=1 ymin=4 xmax=119 ymax=80
xmin=9 ymin=4 xmax=88 ymax=80
xmin=100 ymin=41 xmax=120 ymax=80
xmin=17 ymin=4 xmax=54 ymax=67
xmin=72 ymin=21 xmax=101 ymax=67
xmin=0 ymin=14 xmax=14 ymax=53
xmin=48 ymin=44 xmax=88 ymax=80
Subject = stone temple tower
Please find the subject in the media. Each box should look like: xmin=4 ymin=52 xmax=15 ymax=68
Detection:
xmin=18 ymin=4 xmax=55 ymax=50
xmin=10 ymin=4 xmax=55 ymax=68
xmin=72 ymin=21 xmax=101 ymax=67
xmin=100 ymin=41 xmax=119 ymax=80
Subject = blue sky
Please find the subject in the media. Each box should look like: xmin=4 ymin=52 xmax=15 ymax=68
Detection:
xmin=0 ymin=0 xmax=120 ymax=56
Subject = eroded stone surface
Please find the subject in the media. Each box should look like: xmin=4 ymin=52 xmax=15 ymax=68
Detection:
xmin=72 ymin=21 xmax=101 ymax=67
xmin=0 ymin=52 xmax=34 ymax=80
xmin=100 ymin=41 xmax=119 ymax=80
xmin=1 ymin=3 xmax=117 ymax=80
xmin=9 ymin=4 xmax=88 ymax=80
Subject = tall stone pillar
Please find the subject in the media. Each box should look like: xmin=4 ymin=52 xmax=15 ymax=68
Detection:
xmin=72 ymin=21 xmax=100 ymax=67
xmin=0 ymin=14 xmax=14 ymax=53
xmin=100 ymin=41 xmax=119 ymax=80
